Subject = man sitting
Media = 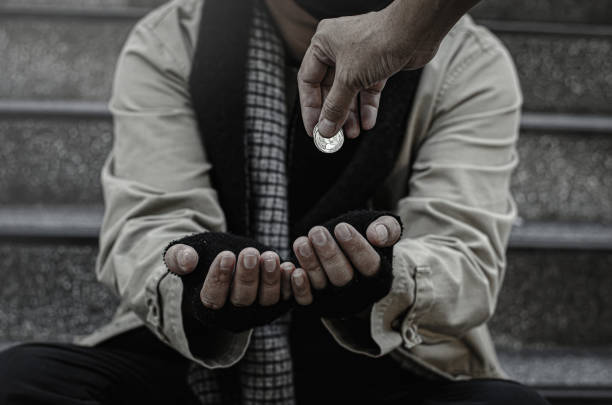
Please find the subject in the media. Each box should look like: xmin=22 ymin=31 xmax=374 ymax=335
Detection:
xmin=0 ymin=1 xmax=548 ymax=404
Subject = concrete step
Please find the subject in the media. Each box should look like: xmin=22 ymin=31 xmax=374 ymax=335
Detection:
xmin=490 ymin=249 xmax=612 ymax=349
xmin=498 ymin=347 xmax=612 ymax=392
xmin=495 ymin=32 xmax=612 ymax=115
xmin=2 ymin=107 xmax=611 ymax=222
xmin=0 ymin=115 xmax=110 ymax=205
xmin=0 ymin=14 xmax=133 ymax=101
xmin=471 ymin=0 xmax=612 ymax=25
xmin=0 ymin=241 xmax=117 ymax=343
xmin=514 ymin=131 xmax=612 ymax=223
xmin=1 ymin=10 xmax=611 ymax=114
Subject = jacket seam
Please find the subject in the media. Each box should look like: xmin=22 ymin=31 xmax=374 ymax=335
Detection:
xmin=433 ymin=29 xmax=501 ymax=110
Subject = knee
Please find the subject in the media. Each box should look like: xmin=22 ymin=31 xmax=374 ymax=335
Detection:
xmin=478 ymin=380 xmax=550 ymax=405
xmin=0 ymin=344 xmax=56 ymax=403
xmin=0 ymin=345 xmax=33 ymax=398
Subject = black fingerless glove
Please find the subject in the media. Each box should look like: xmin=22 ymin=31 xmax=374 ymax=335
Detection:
xmin=163 ymin=232 xmax=291 ymax=333
xmin=292 ymin=210 xmax=402 ymax=319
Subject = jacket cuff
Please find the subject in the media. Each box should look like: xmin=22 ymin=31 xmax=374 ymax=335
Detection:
xmin=144 ymin=266 xmax=251 ymax=368
xmin=321 ymin=240 xmax=434 ymax=356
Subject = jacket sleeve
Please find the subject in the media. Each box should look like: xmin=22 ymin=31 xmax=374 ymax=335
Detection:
xmin=95 ymin=23 xmax=251 ymax=368
xmin=323 ymin=26 xmax=522 ymax=356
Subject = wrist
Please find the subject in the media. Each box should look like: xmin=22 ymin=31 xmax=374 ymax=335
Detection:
xmin=381 ymin=0 xmax=479 ymax=60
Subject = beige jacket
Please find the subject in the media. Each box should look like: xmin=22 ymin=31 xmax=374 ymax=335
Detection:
xmin=80 ymin=0 xmax=522 ymax=380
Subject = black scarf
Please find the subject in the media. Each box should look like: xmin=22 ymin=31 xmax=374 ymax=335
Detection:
xmin=190 ymin=2 xmax=422 ymax=239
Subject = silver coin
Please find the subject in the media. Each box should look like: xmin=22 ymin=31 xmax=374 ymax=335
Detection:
xmin=313 ymin=125 xmax=344 ymax=154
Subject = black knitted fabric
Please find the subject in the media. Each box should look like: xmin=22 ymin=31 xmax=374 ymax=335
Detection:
xmin=163 ymin=233 xmax=291 ymax=333
xmin=289 ymin=210 xmax=402 ymax=318
xmin=164 ymin=209 xmax=402 ymax=332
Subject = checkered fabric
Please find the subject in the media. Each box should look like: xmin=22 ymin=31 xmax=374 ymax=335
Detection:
xmin=187 ymin=3 xmax=296 ymax=404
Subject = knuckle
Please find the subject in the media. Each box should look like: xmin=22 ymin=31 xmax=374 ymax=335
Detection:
xmin=323 ymin=98 xmax=345 ymax=119
xmin=336 ymin=70 xmax=362 ymax=91
xmin=206 ymin=270 xmax=225 ymax=285
xmin=236 ymin=273 xmax=258 ymax=286
xmin=306 ymin=263 xmax=324 ymax=275
xmin=330 ymin=273 xmax=352 ymax=287
xmin=316 ymin=245 xmax=338 ymax=261
xmin=297 ymin=66 xmax=309 ymax=82
xmin=315 ymin=19 xmax=330 ymax=31
xmin=359 ymin=253 xmax=381 ymax=276
xmin=261 ymin=272 xmax=279 ymax=287
xmin=230 ymin=293 xmax=254 ymax=307
xmin=338 ymin=233 xmax=360 ymax=251
xmin=200 ymin=291 xmax=222 ymax=309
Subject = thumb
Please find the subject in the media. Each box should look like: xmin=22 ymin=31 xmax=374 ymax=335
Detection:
xmin=165 ymin=244 xmax=199 ymax=275
xmin=317 ymin=76 xmax=358 ymax=138
xmin=366 ymin=216 xmax=402 ymax=248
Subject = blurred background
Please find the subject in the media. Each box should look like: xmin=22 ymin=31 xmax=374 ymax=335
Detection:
xmin=0 ymin=0 xmax=611 ymax=403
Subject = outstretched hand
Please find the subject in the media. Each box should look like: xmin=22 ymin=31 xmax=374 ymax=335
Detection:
xmin=290 ymin=215 xmax=402 ymax=309
xmin=165 ymin=245 xmax=294 ymax=309
xmin=163 ymin=212 xmax=402 ymax=329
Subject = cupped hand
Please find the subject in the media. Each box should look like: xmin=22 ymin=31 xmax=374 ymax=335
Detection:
xmin=164 ymin=245 xmax=294 ymax=309
xmin=290 ymin=215 xmax=402 ymax=306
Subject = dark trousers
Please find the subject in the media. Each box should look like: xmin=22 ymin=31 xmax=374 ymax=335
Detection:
xmin=0 ymin=327 xmax=549 ymax=405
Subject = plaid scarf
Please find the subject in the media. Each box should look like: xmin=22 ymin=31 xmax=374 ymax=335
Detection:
xmin=187 ymin=3 xmax=295 ymax=404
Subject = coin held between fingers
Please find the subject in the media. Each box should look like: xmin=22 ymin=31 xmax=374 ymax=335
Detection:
xmin=313 ymin=124 xmax=344 ymax=154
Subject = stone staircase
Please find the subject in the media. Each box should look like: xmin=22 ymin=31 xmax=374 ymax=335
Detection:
xmin=1 ymin=1 xmax=611 ymax=403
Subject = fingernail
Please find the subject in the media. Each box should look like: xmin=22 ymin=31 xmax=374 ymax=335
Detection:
xmin=281 ymin=263 xmax=294 ymax=272
xmin=318 ymin=118 xmax=336 ymax=138
xmin=263 ymin=256 xmax=276 ymax=273
xmin=336 ymin=223 xmax=352 ymax=241
xmin=297 ymin=243 xmax=312 ymax=258
xmin=244 ymin=253 xmax=257 ymax=269
xmin=178 ymin=249 xmax=194 ymax=269
xmin=376 ymin=224 xmax=389 ymax=244
xmin=311 ymin=229 xmax=327 ymax=246
xmin=220 ymin=254 xmax=233 ymax=271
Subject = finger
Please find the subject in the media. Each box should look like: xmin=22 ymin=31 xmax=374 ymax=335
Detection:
xmin=280 ymin=262 xmax=295 ymax=301
xmin=334 ymin=222 xmax=381 ymax=277
xmin=200 ymin=251 xmax=235 ymax=309
xmin=230 ymin=247 xmax=260 ymax=307
xmin=298 ymin=44 xmax=331 ymax=137
xmin=366 ymin=216 xmax=403 ymax=247
xmin=291 ymin=268 xmax=313 ymax=306
xmin=308 ymin=226 xmax=354 ymax=287
xmin=258 ymin=251 xmax=281 ymax=306
xmin=359 ymin=80 xmax=386 ymax=131
xmin=293 ymin=236 xmax=328 ymax=290
xmin=164 ymin=244 xmax=199 ymax=275
xmin=343 ymin=95 xmax=361 ymax=139
xmin=318 ymin=73 xmax=359 ymax=138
